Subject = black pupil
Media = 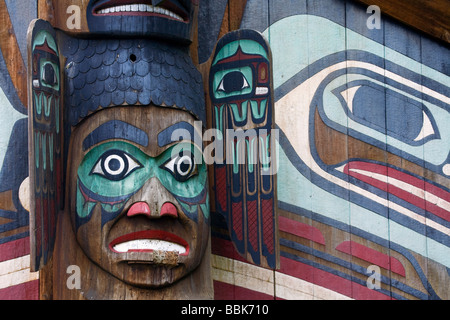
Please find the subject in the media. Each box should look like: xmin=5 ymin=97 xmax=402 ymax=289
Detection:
xmin=43 ymin=63 xmax=55 ymax=85
xmin=222 ymin=71 xmax=246 ymax=93
xmin=179 ymin=158 xmax=191 ymax=174
xmin=108 ymin=158 xmax=122 ymax=172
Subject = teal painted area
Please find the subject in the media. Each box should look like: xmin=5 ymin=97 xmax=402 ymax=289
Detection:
xmin=214 ymin=105 xmax=224 ymax=136
xmin=34 ymin=132 xmax=40 ymax=169
xmin=32 ymin=30 xmax=58 ymax=53
xmin=265 ymin=15 xmax=450 ymax=97
xmin=77 ymin=141 xmax=209 ymax=219
xmin=265 ymin=15 xmax=450 ymax=171
xmin=76 ymin=184 xmax=97 ymax=218
xmin=251 ymin=99 xmax=267 ymax=120
xmin=39 ymin=60 xmax=60 ymax=91
xmin=0 ymin=87 xmax=26 ymax=171
xmin=212 ymin=67 xmax=253 ymax=99
xmin=269 ymin=14 xmax=450 ymax=268
xmin=34 ymin=92 xmax=42 ymax=116
xmin=41 ymin=133 xmax=46 ymax=171
xmin=212 ymin=39 xmax=268 ymax=66
xmin=230 ymin=102 xmax=248 ymax=122
xmin=264 ymin=15 xmax=346 ymax=90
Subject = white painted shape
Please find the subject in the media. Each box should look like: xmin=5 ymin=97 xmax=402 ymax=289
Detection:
xmin=340 ymin=85 xmax=361 ymax=113
xmin=0 ymin=255 xmax=39 ymax=290
xmin=18 ymin=176 xmax=30 ymax=212
xmin=113 ymin=239 xmax=186 ymax=254
xmin=414 ymin=111 xmax=435 ymax=142
xmin=443 ymin=164 xmax=450 ymax=176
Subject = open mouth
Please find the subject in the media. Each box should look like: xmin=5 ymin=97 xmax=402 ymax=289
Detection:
xmin=337 ymin=161 xmax=450 ymax=223
xmin=110 ymin=230 xmax=189 ymax=255
xmin=93 ymin=1 xmax=187 ymax=22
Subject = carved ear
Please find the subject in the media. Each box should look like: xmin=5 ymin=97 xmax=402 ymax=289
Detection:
xmin=28 ymin=19 xmax=63 ymax=271
xmin=208 ymin=29 xmax=279 ymax=270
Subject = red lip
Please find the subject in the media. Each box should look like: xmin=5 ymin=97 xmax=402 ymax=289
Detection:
xmin=109 ymin=230 xmax=190 ymax=256
xmin=340 ymin=161 xmax=450 ymax=222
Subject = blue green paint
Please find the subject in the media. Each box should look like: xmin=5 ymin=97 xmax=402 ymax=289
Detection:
xmin=76 ymin=141 xmax=209 ymax=222
xmin=213 ymin=39 xmax=268 ymax=65
xmin=212 ymin=67 xmax=253 ymax=99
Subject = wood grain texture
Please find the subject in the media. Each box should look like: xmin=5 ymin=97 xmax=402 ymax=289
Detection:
xmin=0 ymin=0 xmax=27 ymax=106
xmin=353 ymin=0 xmax=450 ymax=44
xmin=41 ymin=105 xmax=212 ymax=299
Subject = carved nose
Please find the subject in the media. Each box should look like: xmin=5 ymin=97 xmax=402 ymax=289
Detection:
xmin=160 ymin=202 xmax=178 ymax=218
xmin=127 ymin=202 xmax=151 ymax=218
xmin=127 ymin=202 xmax=178 ymax=219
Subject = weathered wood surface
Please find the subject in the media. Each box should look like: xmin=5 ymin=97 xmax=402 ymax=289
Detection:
xmin=0 ymin=0 xmax=27 ymax=107
xmin=0 ymin=0 xmax=449 ymax=301
xmin=209 ymin=0 xmax=450 ymax=300
xmin=0 ymin=0 xmax=38 ymax=300
xmin=354 ymin=0 xmax=450 ymax=44
xmin=49 ymin=106 xmax=212 ymax=300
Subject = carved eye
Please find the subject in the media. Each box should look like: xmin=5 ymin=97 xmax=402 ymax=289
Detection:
xmin=91 ymin=150 xmax=142 ymax=181
xmin=217 ymin=71 xmax=250 ymax=94
xmin=41 ymin=62 xmax=58 ymax=88
xmin=162 ymin=151 xmax=197 ymax=182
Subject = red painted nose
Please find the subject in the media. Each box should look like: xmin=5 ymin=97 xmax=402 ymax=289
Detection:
xmin=127 ymin=202 xmax=151 ymax=218
xmin=127 ymin=202 xmax=178 ymax=218
xmin=160 ymin=202 xmax=178 ymax=218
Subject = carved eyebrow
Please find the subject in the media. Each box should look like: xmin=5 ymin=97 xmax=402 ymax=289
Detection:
xmin=83 ymin=120 xmax=149 ymax=151
xmin=157 ymin=122 xmax=202 ymax=148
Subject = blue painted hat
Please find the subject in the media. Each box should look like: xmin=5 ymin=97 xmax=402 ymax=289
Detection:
xmin=62 ymin=35 xmax=206 ymax=126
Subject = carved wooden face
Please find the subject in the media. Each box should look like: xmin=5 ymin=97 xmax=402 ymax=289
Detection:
xmin=67 ymin=105 xmax=210 ymax=288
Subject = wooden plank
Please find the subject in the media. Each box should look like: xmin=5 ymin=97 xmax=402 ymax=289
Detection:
xmin=217 ymin=0 xmax=248 ymax=40
xmin=353 ymin=0 xmax=450 ymax=44
xmin=0 ymin=0 xmax=27 ymax=107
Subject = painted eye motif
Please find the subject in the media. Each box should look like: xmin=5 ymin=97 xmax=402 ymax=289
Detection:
xmin=162 ymin=151 xmax=197 ymax=182
xmin=91 ymin=150 xmax=142 ymax=181
xmin=217 ymin=71 xmax=250 ymax=94
xmin=40 ymin=62 xmax=59 ymax=89
xmin=334 ymin=81 xmax=440 ymax=146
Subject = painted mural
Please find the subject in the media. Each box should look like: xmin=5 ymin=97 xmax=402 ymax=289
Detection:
xmin=208 ymin=0 xmax=450 ymax=300
xmin=0 ymin=0 xmax=39 ymax=299
xmin=209 ymin=29 xmax=278 ymax=270
xmin=0 ymin=0 xmax=448 ymax=300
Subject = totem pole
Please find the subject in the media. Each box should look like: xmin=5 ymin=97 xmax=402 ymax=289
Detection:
xmin=28 ymin=0 xmax=278 ymax=300
xmin=208 ymin=30 xmax=278 ymax=269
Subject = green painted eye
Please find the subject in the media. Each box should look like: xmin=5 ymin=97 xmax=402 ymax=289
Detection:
xmin=217 ymin=71 xmax=250 ymax=94
xmin=90 ymin=149 xmax=142 ymax=181
xmin=40 ymin=61 xmax=60 ymax=90
xmin=161 ymin=150 xmax=198 ymax=182
xmin=213 ymin=67 xmax=253 ymax=99
xmin=78 ymin=141 xmax=151 ymax=198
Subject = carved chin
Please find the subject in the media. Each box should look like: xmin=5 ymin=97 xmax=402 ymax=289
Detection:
xmin=120 ymin=263 xmax=188 ymax=288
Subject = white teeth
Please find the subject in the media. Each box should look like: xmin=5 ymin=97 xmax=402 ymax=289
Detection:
xmin=113 ymin=239 xmax=186 ymax=254
xmin=96 ymin=4 xmax=184 ymax=21
xmin=256 ymin=87 xmax=269 ymax=95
